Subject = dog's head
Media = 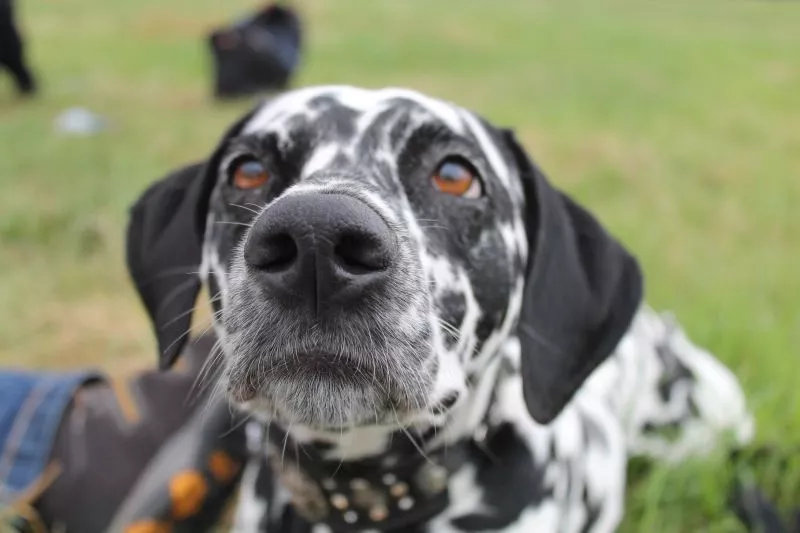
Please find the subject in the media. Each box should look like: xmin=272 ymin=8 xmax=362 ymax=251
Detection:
xmin=127 ymin=86 xmax=642 ymax=431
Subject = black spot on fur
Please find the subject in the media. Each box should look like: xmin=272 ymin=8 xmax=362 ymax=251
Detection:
xmin=309 ymin=440 xmax=337 ymax=452
xmin=655 ymin=340 xmax=695 ymax=403
xmin=307 ymin=95 xmax=338 ymax=111
xmin=322 ymin=105 xmax=359 ymax=140
xmin=389 ymin=112 xmax=413 ymax=152
xmin=276 ymin=131 xmax=313 ymax=182
xmin=475 ymin=315 xmax=496 ymax=343
xmin=578 ymin=485 xmax=602 ymax=533
xmin=207 ymin=272 xmax=223 ymax=316
xmin=451 ymin=424 xmax=550 ymax=530
xmin=250 ymin=457 xmax=276 ymax=531
xmin=437 ymin=291 xmax=467 ymax=349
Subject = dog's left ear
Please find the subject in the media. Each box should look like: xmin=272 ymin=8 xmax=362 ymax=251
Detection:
xmin=501 ymin=129 xmax=644 ymax=424
xmin=126 ymin=108 xmax=258 ymax=369
xmin=126 ymin=161 xmax=212 ymax=370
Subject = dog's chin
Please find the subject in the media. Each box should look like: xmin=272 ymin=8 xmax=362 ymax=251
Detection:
xmin=226 ymin=352 xmax=432 ymax=430
xmin=247 ymin=385 xmax=395 ymax=429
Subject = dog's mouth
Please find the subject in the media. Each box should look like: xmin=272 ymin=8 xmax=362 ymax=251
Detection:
xmin=226 ymin=351 xmax=370 ymax=399
xmin=269 ymin=351 xmax=371 ymax=382
xmin=224 ymin=347 xmax=436 ymax=429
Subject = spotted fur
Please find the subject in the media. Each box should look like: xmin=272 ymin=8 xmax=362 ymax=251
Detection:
xmin=128 ymin=86 xmax=754 ymax=533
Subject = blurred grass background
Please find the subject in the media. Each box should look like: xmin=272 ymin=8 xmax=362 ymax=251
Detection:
xmin=1 ymin=0 xmax=798 ymax=530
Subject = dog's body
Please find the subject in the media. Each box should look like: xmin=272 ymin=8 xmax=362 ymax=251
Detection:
xmin=127 ymin=86 xmax=753 ymax=533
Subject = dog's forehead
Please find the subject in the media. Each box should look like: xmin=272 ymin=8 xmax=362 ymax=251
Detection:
xmin=240 ymin=85 xmax=513 ymax=188
xmin=243 ymin=85 xmax=466 ymax=136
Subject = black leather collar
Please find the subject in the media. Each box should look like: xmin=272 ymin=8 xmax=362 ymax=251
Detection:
xmin=265 ymin=428 xmax=475 ymax=533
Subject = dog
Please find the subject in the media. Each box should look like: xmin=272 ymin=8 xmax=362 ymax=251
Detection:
xmin=0 ymin=0 xmax=36 ymax=96
xmin=126 ymin=86 xmax=754 ymax=532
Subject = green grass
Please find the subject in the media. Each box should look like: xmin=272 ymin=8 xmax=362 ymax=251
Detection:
xmin=1 ymin=0 xmax=798 ymax=530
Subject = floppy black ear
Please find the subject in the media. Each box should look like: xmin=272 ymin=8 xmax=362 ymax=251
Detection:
xmin=126 ymin=162 xmax=211 ymax=370
xmin=126 ymin=109 xmax=258 ymax=369
xmin=502 ymin=130 xmax=644 ymax=424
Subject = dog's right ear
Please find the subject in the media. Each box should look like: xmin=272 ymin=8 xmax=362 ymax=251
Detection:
xmin=501 ymin=129 xmax=644 ymax=425
xmin=126 ymin=109 xmax=258 ymax=369
xmin=126 ymin=162 xmax=212 ymax=370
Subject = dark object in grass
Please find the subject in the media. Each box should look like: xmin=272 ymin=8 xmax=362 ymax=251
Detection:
xmin=0 ymin=0 xmax=37 ymax=96
xmin=729 ymin=446 xmax=800 ymax=533
xmin=207 ymin=2 xmax=302 ymax=100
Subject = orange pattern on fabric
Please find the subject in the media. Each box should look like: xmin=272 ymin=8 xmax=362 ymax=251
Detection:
xmin=124 ymin=520 xmax=172 ymax=533
xmin=208 ymin=450 xmax=241 ymax=483
xmin=169 ymin=470 xmax=208 ymax=519
xmin=110 ymin=376 xmax=142 ymax=424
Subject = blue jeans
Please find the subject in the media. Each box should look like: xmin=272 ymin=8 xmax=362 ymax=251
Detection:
xmin=0 ymin=370 xmax=98 ymax=503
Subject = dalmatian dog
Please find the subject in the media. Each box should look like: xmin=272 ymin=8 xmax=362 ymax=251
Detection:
xmin=126 ymin=86 xmax=754 ymax=533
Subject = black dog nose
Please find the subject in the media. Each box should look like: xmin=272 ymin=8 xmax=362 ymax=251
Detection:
xmin=244 ymin=193 xmax=396 ymax=315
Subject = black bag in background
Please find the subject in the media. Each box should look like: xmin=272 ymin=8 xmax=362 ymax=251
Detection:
xmin=207 ymin=3 xmax=302 ymax=100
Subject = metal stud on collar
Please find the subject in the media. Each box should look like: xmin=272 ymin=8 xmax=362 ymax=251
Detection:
xmin=349 ymin=478 xmax=369 ymax=491
xmin=415 ymin=463 xmax=448 ymax=496
xmin=267 ymin=451 xmax=330 ymax=522
xmin=369 ymin=504 xmax=389 ymax=522
xmin=398 ymin=496 xmax=415 ymax=510
xmin=330 ymin=493 xmax=349 ymax=511
xmin=389 ymin=482 xmax=409 ymax=498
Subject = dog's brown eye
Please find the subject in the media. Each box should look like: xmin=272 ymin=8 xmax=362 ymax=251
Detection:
xmin=432 ymin=159 xmax=482 ymax=198
xmin=232 ymin=160 xmax=270 ymax=190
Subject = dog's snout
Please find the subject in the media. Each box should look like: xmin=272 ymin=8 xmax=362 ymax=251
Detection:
xmin=245 ymin=193 xmax=395 ymax=314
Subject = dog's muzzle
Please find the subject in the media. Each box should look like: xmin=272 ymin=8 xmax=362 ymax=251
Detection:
xmin=244 ymin=192 xmax=396 ymax=318
xmin=225 ymin=188 xmax=433 ymax=425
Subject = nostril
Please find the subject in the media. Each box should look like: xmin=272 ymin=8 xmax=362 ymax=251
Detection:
xmin=254 ymin=233 xmax=298 ymax=272
xmin=334 ymin=232 xmax=390 ymax=275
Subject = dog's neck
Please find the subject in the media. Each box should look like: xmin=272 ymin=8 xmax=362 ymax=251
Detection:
xmin=255 ymin=348 xmax=515 ymax=531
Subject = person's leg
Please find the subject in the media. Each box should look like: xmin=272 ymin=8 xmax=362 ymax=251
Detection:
xmin=0 ymin=0 xmax=37 ymax=95
xmin=32 ymin=334 xmax=245 ymax=533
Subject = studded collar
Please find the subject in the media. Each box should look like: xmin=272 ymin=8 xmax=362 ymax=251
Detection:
xmin=265 ymin=426 xmax=477 ymax=533
xmin=263 ymin=360 xmax=514 ymax=532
